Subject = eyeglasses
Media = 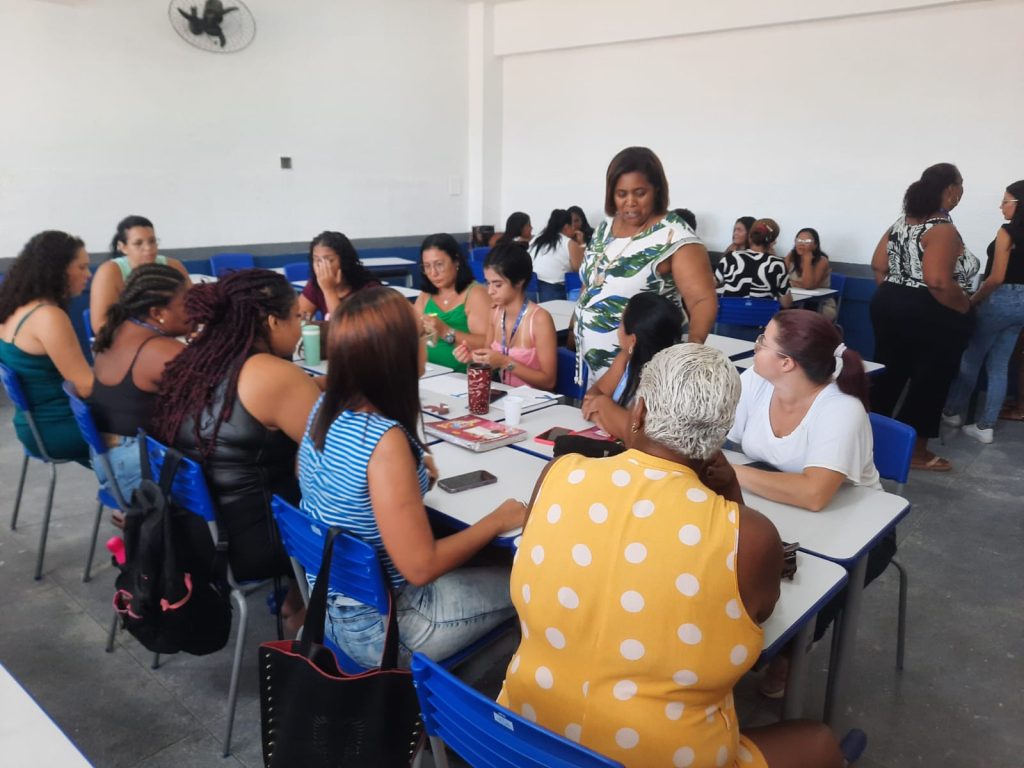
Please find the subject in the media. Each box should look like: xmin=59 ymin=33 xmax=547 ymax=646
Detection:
xmin=1001 ymin=199 xmax=1019 ymax=205
xmin=794 ymin=238 xmax=815 ymax=245
xmin=422 ymin=262 xmax=448 ymax=273
xmin=755 ymin=334 xmax=789 ymax=358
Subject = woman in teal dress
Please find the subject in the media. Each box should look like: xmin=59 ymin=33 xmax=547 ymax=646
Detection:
xmin=0 ymin=231 xmax=95 ymax=464
xmin=414 ymin=233 xmax=490 ymax=373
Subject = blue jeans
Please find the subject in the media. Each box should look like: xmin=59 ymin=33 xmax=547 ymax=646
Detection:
xmin=536 ymin=280 xmax=566 ymax=303
xmin=90 ymin=436 xmax=143 ymax=504
xmin=325 ymin=566 xmax=514 ymax=668
xmin=946 ymin=284 xmax=1024 ymax=428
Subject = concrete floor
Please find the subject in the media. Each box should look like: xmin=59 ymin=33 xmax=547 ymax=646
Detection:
xmin=0 ymin=395 xmax=1021 ymax=767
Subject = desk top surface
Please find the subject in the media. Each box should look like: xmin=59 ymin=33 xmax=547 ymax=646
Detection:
xmin=0 ymin=665 xmax=92 ymax=767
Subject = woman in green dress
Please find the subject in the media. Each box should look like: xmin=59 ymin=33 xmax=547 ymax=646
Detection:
xmin=0 ymin=230 xmax=95 ymax=463
xmin=414 ymin=233 xmax=489 ymax=373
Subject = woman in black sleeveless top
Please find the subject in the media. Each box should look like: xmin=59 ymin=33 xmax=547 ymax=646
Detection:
xmin=943 ymin=179 xmax=1024 ymax=443
xmin=150 ymin=270 xmax=321 ymax=630
xmin=90 ymin=264 xmax=191 ymax=500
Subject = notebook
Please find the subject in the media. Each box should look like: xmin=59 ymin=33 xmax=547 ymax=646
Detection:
xmin=424 ymin=416 xmax=528 ymax=452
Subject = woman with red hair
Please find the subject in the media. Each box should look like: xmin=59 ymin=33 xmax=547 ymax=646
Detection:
xmin=727 ymin=308 xmax=890 ymax=698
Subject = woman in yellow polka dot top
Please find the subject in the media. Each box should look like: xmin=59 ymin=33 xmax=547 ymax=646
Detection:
xmin=498 ymin=344 xmax=845 ymax=768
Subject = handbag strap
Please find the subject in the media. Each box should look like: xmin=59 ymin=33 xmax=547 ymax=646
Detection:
xmin=299 ymin=526 xmax=402 ymax=671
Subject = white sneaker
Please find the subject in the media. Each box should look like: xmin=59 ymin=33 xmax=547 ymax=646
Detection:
xmin=961 ymin=423 xmax=993 ymax=444
xmin=941 ymin=411 xmax=963 ymax=427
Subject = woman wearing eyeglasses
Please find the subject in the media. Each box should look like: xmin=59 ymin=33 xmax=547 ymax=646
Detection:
xmin=90 ymin=216 xmax=191 ymax=334
xmin=414 ymin=234 xmax=490 ymax=374
xmin=727 ymin=309 xmax=887 ymax=699
xmin=785 ymin=228 xmax=837 ymax=321
xmin=943 ymin=180 xmax=1024 ymax=443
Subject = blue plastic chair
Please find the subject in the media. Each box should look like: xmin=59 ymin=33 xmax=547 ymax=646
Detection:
xmin=470 ymin=260 xmax=487 ymax=284
xmin=830 ymin=272 xmax=848 ymax=318
xmin=555 ymin=347 xmax=587 ymax=402
xmin=715 ymin=297 xmax=781 ymax=339
xmin=104 ymin=434 xmax=266 ymax=757
xmin=209 ymin=253 xmax=255 ymax=277
xmin=564 ymin=271 xmax=582 ymax=301
xmin=412 ymin=653 xmax=622 ymax=768
xmin=470 ymin=246 xmax=491 ymax=262
xmin=527 ymin=272 xmax=540 ymax=302
xmin=0 ymin=362 xmax=84 ymax=581
xmin=283 ymin=261 xmax=309 ymax=283
xmin=869 ymin=412 xmax=915 ymax=670
xmin=62 ymin=382 xmax=130 ymax=582
xmin=271 ymin=496 xmax=515 ymax=675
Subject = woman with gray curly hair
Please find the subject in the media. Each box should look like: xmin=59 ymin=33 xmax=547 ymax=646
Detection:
xmin=497 ymin=344 xmax=845 ymax=768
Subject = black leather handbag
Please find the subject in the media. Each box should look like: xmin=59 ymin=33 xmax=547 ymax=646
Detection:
xmin=258 ymin=527 xmax=424 ymax=768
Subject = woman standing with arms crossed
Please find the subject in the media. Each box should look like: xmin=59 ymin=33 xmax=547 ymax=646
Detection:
xmin=574 ymin=146 xmax=717 ymax=382
xmin=943 ymin=180 xmax=1024 ymax=443
xmin=870 ymin=163 xmax=977 ymax=471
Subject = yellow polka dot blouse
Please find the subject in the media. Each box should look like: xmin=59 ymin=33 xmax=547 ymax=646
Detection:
xmin=498 ymin=449 xmax=768 ymax=768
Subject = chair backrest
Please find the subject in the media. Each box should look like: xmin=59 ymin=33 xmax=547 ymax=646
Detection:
xmin=869 ymin=412 xmax=915 ymax=490
xmin=716 ymin=296 xmax=781 ymax=328
xmin=564 ymin=272 xmax=582 ymax=301
xmin=61 ymin=381 xmax=106 ymax=454
xmin=555 ymin=347 xmax=587 ymax=401
xmin=470 ymin=246 xmax=491 ymax=263
xmin=527 ymin=272 xmax=539 ymax=302
xmin=209 ymin=253 xmax=255 ymax=277
xmin=0 ymin=362 xmax=52 ymax=461
xmin=0 ymin=361 xmax=31 ymax=412
xmin=412 ymin=653 xmax=622 ymax=768
xmin=829 ymin=272 xmax=847 ymax=297
xmin=271 ymin=495 xmax=390 ymax=614
xmin=143 ymin=435 xmax=217 ymax=522
xmin=83 ymin=307 xmax=93 ymax=335
xmin=470 ymin=260 xmax=487 ymax=284
xmin=283 ymin=261 xmax=309 ymax=282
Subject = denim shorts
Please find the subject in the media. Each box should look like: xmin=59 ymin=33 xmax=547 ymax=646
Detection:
xmin=90 ymin=435 xmax=143 ymax=503
xmin=324 ymin=565 xmax=514 ymax=669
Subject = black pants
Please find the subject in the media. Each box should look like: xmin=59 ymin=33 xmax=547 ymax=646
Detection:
xmin=869 ymin=282 xmax=973 ymax=439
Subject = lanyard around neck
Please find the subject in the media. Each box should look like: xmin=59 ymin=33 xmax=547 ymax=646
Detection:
xmin=500 ymin=301 xmax=528 ymax=357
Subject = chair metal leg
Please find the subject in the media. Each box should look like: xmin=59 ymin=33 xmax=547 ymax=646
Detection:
xmin=34 ymin=463 xmax=58 ymax=580
xmin=83 ymin=500 xmax=104 ymax=582
xmin=11 ymin=454 xmax=28 ymax=530
xmin=151 ymin=652 xmax=160 ymax=670
xmin=106 ymin=612 xmax=118 ymax=653
xmin=892 ymin=558 xmax=908 ymax=670
xmin=429 ymin=736 xmax=450 ymax=768
xmin=222 ymin=588 xmax=248 ymax=757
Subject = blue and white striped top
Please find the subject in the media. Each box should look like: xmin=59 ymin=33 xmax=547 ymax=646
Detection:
xmin=298 ymin=399 xmax=429 ymax=589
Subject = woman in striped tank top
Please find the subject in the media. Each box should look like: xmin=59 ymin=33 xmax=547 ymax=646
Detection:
xmin=298 ymin=287 xmax=527 ymax=668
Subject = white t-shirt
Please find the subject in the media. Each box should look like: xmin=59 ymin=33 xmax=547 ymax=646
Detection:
xmin=727 ymin=368 xmax=881 ymax=488
xmin=531 ymin=233 xmax=574 ymax=284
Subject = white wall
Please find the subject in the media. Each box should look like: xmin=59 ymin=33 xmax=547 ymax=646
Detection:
xmin=0 ymin=0 xmax=470 ymax=259
xmin=498 ymin=0 xmax=1024 ymax=262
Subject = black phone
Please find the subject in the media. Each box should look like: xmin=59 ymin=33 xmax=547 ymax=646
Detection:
xmin=535 ymin=427 xmax=572 ymax=445
xmin=489 ymin=390 xmax=507 ymax=403
xmin=438 ymin=470 xmax=498 ymax=494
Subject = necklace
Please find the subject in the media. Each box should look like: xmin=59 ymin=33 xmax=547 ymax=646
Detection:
xmin=129 ymin=317 xmax=169 ymax=336
xmin=500 ymin=300 xmax=529 ymax=383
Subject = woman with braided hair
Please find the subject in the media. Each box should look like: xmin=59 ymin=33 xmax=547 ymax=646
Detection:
xmin=151 ymin=269 xmax=320 ymax=623
xmin=89 ymin=263 xmax=192 ymax=500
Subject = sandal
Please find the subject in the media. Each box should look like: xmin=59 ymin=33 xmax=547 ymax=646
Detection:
xmin=910 ymin=454 xmax=952 ymax=472
xmin=999 ymin=407 xmax=1024 ymax=421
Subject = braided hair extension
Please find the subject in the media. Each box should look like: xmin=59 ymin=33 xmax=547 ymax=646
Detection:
xmin=92 ymin=264 xmax=186 ymax=354
xmin=150 ymin=268 xmax=296 ymax=456
xmin=0 ymin=231 xmax=85 ymax=322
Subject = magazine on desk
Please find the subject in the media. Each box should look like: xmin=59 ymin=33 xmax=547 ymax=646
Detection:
xmin=424 ymin=416 xmax=528 ymax=452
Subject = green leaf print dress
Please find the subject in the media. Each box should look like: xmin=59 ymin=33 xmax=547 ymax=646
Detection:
xmin=573 ymin=212 xmax=701 ymax=383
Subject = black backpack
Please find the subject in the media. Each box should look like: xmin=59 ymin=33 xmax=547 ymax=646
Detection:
xmin=112 ymin=436 xmax=232 ymax=656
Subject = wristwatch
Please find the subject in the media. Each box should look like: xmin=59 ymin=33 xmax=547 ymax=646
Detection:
xmin=442 ymin=329 xmax=456 ymax=345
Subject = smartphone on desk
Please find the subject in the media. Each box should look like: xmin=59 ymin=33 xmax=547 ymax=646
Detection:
xmin=534 ymin=427 xmax=572 ymax=445
xmin=489 ymin=390 xmax=507 ymax=403
xmin=438 ymin=470 xmax=498 ymax=494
